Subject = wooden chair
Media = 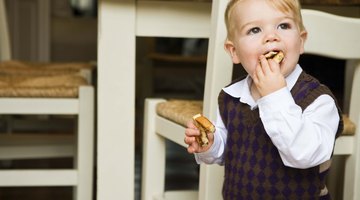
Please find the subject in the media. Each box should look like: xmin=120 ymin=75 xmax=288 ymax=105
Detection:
xmin=0 ymin=1 xmax=95 ymax=199
xmin=0 ymin=81 xmax=94 ymax=199
xmin=142 ymin=0 xmax=360 ymax=199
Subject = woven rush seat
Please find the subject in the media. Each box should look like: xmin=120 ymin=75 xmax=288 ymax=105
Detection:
xmin=156 ymin=100 xmax=203 ymax=127
xmin=0 ymin=60 xmax=92 ymax=98
xmin=0 ymin=74 xmax=88 ymax=98
xmin=0 ymin=60 xmax=93 ymax=76
xmin=156 ymin=100 xmax=356 ymax=136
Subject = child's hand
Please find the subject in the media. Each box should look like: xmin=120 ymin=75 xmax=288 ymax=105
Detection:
xmin=252 ymin=55 xmax=286 ymax=97
xmin=184 ymin=120 xmax=214 ymax=154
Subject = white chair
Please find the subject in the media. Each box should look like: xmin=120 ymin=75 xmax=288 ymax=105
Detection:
xmin=142 ymin=0 xmax=360 ymax=200
xmin=301 ymin=9 xmax=360 ymax=200
xmin=0 ymin=1 xmax=95 ymax=199
xmin=141 ymin=1 xmax=221 ymax=199
xmin=0 ymin=85 xmax=94 ymax=200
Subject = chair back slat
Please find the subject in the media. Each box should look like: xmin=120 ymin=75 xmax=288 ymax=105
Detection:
xmin=302 ymin=9 xmax=360 ymax=59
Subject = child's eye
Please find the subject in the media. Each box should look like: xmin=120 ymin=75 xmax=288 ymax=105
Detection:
xmin=247 ymin=27 xmax=261 ymax=35
xmin=278 ymin=23 xmax=291 ymax=30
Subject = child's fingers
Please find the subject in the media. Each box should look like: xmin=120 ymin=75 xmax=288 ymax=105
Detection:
xmin=185 ymin=127 xmax=200 ymax=137
xmin=187 ymin=146 xmax=195 ymax=154
xmin=252 ymin=70 xmax=259 ymax=85
xmin=185 ymin=120 xmax=215 ymax=153
xmin=186 ymin=120 xmax=198 ymax=130
xmin=268 ymin=59 xmax=281 ymax=73
xmin=185 ymin=135 xmax=200 ymax=153
xmin=187 ymin=144 xmax=199 ymax=154
xmin=185 ymin=121 xmax=201 ymax=137
xmin=259 ymin=55 xmax=271 ymax=75
xmin=184 ymin=135 xmax=196 ymax=145
xmin=255 ymin=62 xmax=264 ymax=81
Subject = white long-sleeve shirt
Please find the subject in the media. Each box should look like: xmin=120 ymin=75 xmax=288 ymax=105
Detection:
xmin=195 ymin=65 xmax=340 ymax=169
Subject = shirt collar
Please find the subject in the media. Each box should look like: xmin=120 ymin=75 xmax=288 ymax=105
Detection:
xmin=223 ymin=64 xmax=303 ymax=106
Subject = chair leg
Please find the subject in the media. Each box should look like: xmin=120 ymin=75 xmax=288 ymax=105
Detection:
xmin=343 ymin=60 xmax=360 ymax=200
xmin=74 ymin=86 xmax=95 ymax=200
xmin=343 ymin=127 xmax=360 ymax=200
xmin=142 ymin=98 xmax=166 ymax=200
xmin=198 ymin=164 xmax=224 ymax=200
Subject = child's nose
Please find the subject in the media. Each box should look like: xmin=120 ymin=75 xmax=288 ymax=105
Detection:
xmin=264 ymin=31 xmax=280 ymax=43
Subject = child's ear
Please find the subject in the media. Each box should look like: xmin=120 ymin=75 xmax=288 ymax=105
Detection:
xmin=224 ymin=39 xmax=240 ymax=64
xmin=299 ymin=30 xmax=308 ymax=54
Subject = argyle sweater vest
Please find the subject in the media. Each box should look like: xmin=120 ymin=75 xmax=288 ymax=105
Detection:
xmin=218 ymin=71 xmax=343 ymax=200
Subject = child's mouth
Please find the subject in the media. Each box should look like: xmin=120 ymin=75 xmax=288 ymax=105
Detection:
xmin=264 ymin=51 xmax=284 ymax=64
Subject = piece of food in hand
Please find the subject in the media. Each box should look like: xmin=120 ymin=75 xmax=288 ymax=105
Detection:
xmin=192 ymin=114 xmax=216 ymax=147
xmin=264 ymin=51 xmax=284 ymax=63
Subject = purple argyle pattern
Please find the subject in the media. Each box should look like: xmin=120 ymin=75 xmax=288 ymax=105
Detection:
xmin=218 ymin=72 xmax=343 ymax=199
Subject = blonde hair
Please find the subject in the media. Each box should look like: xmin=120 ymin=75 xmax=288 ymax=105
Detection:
xmin=225 ymin=0 xmax=305 ymax=40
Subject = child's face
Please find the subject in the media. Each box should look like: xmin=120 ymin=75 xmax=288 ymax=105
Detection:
xmin=225 ymin=0 xmax=307 ymax=78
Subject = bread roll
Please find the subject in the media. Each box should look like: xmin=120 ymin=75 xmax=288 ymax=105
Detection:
xmin=264 ymin=51 xmax=284 ymax=63
xmin=192 ymin=114 xmax=215 ymax=147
